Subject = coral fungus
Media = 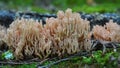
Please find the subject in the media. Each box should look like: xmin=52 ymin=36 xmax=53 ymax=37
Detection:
xmin=4 ymin=9 xmax=91 ymax=60
xmin=91 ymin=20 xmax=120 ymax=42
xmin=4 ymin=18 xmax=52 ymax=59
xmin=45 ymin=9 xmax=91 ymax=56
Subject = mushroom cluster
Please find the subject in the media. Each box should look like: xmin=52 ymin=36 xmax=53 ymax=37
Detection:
xmin=91 ymin=20 xmax=120 ymax=42
xmin=4 ymin=9 xmax=92 ymax=60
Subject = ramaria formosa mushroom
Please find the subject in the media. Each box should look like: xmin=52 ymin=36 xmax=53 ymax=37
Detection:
xmin=4 ymin=18 xmax=52 ymax=59
xmin=4 ymin=9 xmax=92 ymax=60
xmin=45 ymin=8 xmax=91 ymax=56
xmin=91 ymin=20 xmax=120 ymax=42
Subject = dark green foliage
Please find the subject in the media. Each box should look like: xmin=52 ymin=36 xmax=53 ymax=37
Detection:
xmin=0 ymin=0 xmax=33 ymax=6
xmin=1 ymin=63 xmax=36 ymax=68
xmin=37 ymin=50 xmax=119 ymax=68
xmin=81 ymin=50 xmax=119 ymax=68
xmin=0 ymin=0 xmax=120 ymax=13
xmin=82 ymin=56 xmax=93 ymax=64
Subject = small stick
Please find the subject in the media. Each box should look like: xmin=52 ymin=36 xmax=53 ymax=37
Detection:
xmin=102 ymin=44 xmax=106 ymax=53
xmin=37 ymin=52 xmax=89 ymax=68
xmin=111 ymin=43 xmax=117 ymax=52
xmin=0 ymin=61 xmax=35 ymax=65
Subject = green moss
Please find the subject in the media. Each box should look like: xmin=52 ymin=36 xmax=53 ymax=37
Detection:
xmin=1 ymin=0 xmax=120 ymax=13
xmin=31 ymin=6 xmax=49 ymax=13
xmin=1 ymin=63 xmax=36 ymax=68
xmin=72 ymin=3 xmax=120 ymax=13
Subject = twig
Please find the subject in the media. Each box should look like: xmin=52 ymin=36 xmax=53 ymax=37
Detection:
xmin=91 ymin=40 xmax=120 ymax=50
xmin=26 ymin=58 xmax=40 ymax=62
xmin=0 ymin=58 xmax=41 ymax=65
xmin=36 ymin=58 xmax=49 ymax=67
xmin=91 ymin=40 xmax=98 ymax=50
xmin=111 ymin=43 xmax=117 ymax=52
xmin=39 ymin=57 xmax=71 ymax=68
xmin=0 ymin=61 xmax=35 ymax=65
xmin=37 ymin=51 xmax=90 ymax=68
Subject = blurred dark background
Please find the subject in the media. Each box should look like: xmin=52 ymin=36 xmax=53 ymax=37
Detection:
xmin=0 ymin=0 xmax=120 ymax=13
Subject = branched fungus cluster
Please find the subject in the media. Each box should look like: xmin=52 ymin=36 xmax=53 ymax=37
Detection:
xmin=91 ymin=20 xmax=120 ymax=42
xmin=4 ymin=9 xmax=92 ymax=60
xmin=45 ymin=9 xmax=91 ymax=56
xmin=2 ymin=9 xmax=120 ymax=60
